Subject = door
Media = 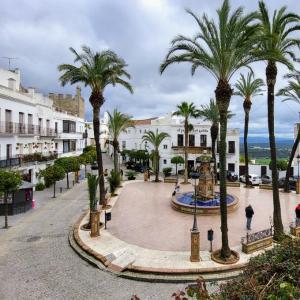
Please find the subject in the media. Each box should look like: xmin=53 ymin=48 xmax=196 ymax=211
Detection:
xmin=200 ymin=135 xmax=207 ymax=147
xmin=188 ymin=160 xmax=194 ymax=172
xmin=5 ymin=110 xmax=12 ymax=133
xmin=19 ymin=112 xmax=24 ymax=133
xmin=177 ymin=134 xmax=184 ymax=146
xmin=28 ymin=114 xmax=33 ymax=134
xmin=6 ymin=144 xmax=12 ymax=159
xmin=261 ymin=165 xmax=267 ymax=176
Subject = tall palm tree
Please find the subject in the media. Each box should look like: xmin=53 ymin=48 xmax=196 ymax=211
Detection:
xmin=199 ymin=99 xmax=234 ymax=177
xmin=277 ymin=71 xmax=300 ymax=192
xmin=160 ymin=0 xmax=258 ymax=259
xmin=58 ymin=46 xmax=133 ymax=205
xmin=254 ymin=2 xmax=300 ymax=239
xmin=234 ymin=72 xmax=264 ymax=187
xmin=173 ymin=102 xmax=201 ymax=183
xmin=108 ymin=109 xmax=134 ymax=172
xmin=142 ymin=130 xmax=170 ymax=182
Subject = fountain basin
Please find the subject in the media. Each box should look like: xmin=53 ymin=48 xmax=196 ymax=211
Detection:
xmin=171 ymin=192 xmax=239 ymax=215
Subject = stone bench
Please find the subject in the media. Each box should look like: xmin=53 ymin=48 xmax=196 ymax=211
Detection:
xmin=259 ymin=184 xmax=273 ymax=190
xmin=164 ymin=177 xmax=177 ymax=183
xmin=226 ymin=181 xmax=240 ymax=187
xmin=241 ymin=228 xmax=273 ymax=254
xmin=290 ymin=222 xmax=300 ymax=238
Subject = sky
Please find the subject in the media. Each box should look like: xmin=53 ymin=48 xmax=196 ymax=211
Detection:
xmin=1 ymin=0 xmax=300 ymax=139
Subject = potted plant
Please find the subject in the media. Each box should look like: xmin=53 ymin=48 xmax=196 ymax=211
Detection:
xmin=163 ymin=167 xmax=172 ymax=177
xmin=126 ymin=171 xmax=136 ymax=180
xmin=107 ymin=170 xmax=121 ymax=196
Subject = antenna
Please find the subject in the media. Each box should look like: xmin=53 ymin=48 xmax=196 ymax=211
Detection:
xmin=1 ymin=57 xmax=18 ymax=70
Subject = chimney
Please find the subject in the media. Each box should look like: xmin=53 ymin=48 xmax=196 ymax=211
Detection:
xmin=8 ymin=78 xmax=16 ymax=91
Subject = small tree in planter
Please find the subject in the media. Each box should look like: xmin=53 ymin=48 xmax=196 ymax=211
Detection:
xmin=55 ymin=157 xmax=80 ymax=189
xmin=171 ymin=156 xmax=184 ymax=177
xmin=0 ymin=170 xmax=22 ymax=228
xmin=107 ymin=170 xmax=121 ymax=196
xmin=126 ymin=171 xmax=136 ymax=180
xmin=78 ymin=152 xmax=94 ymax=178
xmin=39 ymin=165 xmax=65 ymax=198
xmin=163 ymin=167 xmax=172 ymax=177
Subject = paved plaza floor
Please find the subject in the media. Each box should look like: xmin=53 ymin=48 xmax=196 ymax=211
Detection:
xmin=108 ymin=181 xmax=299 ymax=251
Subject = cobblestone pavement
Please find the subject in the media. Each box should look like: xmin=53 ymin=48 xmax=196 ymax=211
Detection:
xmin=0 ymin=154 xmax=211 ymax=300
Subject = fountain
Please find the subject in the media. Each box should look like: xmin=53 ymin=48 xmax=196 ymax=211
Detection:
xmin=171 ymin=155 xmax=238 ymax=215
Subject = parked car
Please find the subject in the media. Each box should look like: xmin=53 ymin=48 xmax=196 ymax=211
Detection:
xmin=261 ymin=175 xmax=272 ymax=184
xmin=217 ymin=171 xmax=238 ymax=182
xmin=125 ymin=161 xmax=135 ymax=169
xmin=278 ymin=177 xmax=296 ymax=190
xmin=91 ymin=162 xmax=98 ymax=170
xmin=239 ymin=174 xmax=261 ymax=185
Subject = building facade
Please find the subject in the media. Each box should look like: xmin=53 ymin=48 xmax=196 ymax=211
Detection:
xmin=108 ymin=112 xmax=240 ymax=175
xmin=0 ymin=68 xmax=85 ymax=184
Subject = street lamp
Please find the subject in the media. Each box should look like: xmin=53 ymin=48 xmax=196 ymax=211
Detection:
xmin=190 ymin=171 xmax=200 ymax=262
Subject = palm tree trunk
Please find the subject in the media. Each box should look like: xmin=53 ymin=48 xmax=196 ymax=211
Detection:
xmin=284 ymin=126 xmax=300 ymax=192
xmin=155 ymin=151 xmax=159 ymax=182
xmin=216 ymin=80 xmax=232 ymax=259
xmin=266 ymin=61 xmax=284 ymax=240
xmin=243 ymin=103 xmax=251 ymax=187
xmin=53 ymin=182 xmax=56 ymax=198
xmin=113 ymin=139 xmax=119 ymax=172
xmin=66 ymin=173 xmax=69 ymax=189
xmin=4 ymin=191 xmax=8 ymax=229
xmin=184 ymin=118 xmax=189 ymax=183
xmin=211 ymin=123 xmax=218 ymax=178
xmin=91 ymin=95 xmax=106 ymax=206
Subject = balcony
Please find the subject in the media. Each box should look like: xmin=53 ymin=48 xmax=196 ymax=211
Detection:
xmin=0 ymin=156 xmax=21 ymax=168
xmin=38 ymin=127 xmax=58 ymax=137
xmin=171 ymin=145 xmax=212 ymax=154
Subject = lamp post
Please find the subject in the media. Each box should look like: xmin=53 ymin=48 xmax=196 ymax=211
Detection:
xmin=190 ymin=171 xmax=200 ymax=262
xmin=296 ymin=154 xmax=300 ymax=194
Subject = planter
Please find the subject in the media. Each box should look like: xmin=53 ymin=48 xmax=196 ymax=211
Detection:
xmin=211 ymin=249 xmax=239 ymax=265
xmin=90 ymin=210 xmax=100 ymax=237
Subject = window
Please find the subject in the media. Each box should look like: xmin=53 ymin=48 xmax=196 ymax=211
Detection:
xmin=19 ymin=112 xmax=25 ymax=133
xmin=189 ymin=134 xmax=195 ymax=147
xmin=228 ymin=141 xmax=235 ymax=154
xmin=140 ymin=129 xmax=142 ymax=134
xmin=28 ymin=114 xmax=33 ymax=134
xmin=200 ymin=135 xmax=207 ymax=147
xmin=6 ymin=144 xmax=12 ymax=159
xmin=55 ymin=122 xmax=58 ymax=133
xmin=177 ymin=134 xmax=184 ymax=146
xmin=228 ymin=163 xmax=235 ymax=172
xmin=5 ymin=110 xmax=12 ymax=133
xmin=63 ymin=120 xmax=76 ymax=133
xmin=163 ymin=159 xmax=167 ymax=164
xmin=55 ymin=143 xmax=58 ymax=150
xmin=122 ymin=141 xmax=126 ymax=149
xmin=38 ymin=118 xmax=42 ymax=134
xmin=63 ymin=140 xmax=76 ymax=153
xmin=163 ymin=144 xmax=168 ymax=149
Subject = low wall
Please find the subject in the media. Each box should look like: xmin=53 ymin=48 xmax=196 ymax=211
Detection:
xmin=242 ymin=236 xmax=273 ymax=254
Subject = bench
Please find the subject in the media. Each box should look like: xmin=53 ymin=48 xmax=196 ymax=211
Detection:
xmin=290 ymin=222 xmax=300 ymax=237
xmin=226 ymin=181 xmax=240 ymax=187
xmin=259 ymin=184 xmax=273 ymax=190
xmin=241 ymin=228 xmax=273 ymax=254
xmin=164 ymin=177 xmax=177 ymax=183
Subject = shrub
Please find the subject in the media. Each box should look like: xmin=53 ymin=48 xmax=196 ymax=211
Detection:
xmin=83 ymin=145 xmax=96 ymax=153
xmin=163 ymin=167 xmax=172 ymax=177
xmin=107 ymin=171 xmax=121 ymax=194
xmin=35 ymin=182 xmax=45 ymax=191
xmin=126 ymin=171 xmax=136 ymax=180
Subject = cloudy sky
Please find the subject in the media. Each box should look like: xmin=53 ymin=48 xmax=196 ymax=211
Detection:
xmin=1 ymin=0 xmax=300 ymax=138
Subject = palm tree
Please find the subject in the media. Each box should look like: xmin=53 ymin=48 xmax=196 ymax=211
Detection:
xmin=58 ymin=46 xmax=133 ymax=205
xmin=254 ymin=2 xmax=300 ymax=239
xmin=160 ymin=0 xmax=258 ymax=259
xmin=277 ymin=71 xmax=300 ymax=192
xmin=199 ymin=99 xmax=234 ymax=178
xmin=142 ymin=130 xmax=170 ymax=182
xmin=173 ymin=102 xmax=200 ymax=184
xmin=234 ymin=72 xmax=264 ymax=187
xmin=108 ymin=109 xmax=134 ymax=172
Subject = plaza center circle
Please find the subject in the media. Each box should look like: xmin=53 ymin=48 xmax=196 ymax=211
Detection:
xmin=108 ymin=182 xmax=298 ymax=251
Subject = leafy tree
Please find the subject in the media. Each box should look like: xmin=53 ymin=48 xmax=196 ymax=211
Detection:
xmin=83 ymin=145 xmax=95 ymax=153
xmin=79 ymin=152 xmax=94 ymax=178
xmin=269 ymin=159 xmax=288 ymax=171
xmin=0 ymin=170 xmax=22 ymax=228
xmin=234 ymin=72 xmax=264 ymax=187
xmin=160 ymin=0 xmax=258 ymax=258
xmin=142 ymin=130 xmax=170 ymax=182
xmin=86 ymin=173 xmax=99 ymax=228
xmin=254 ymin=1 xmax=300 ymax=239
xmin=171 ymin=156 xmax=184 ymax=177
xmin=108 ymin=109 xmax=134 ymax=172
xmin=58 ymin=46 xmax=133 ymax=205
xmin=277 ymin=71 xmax=300 ymax=191
xmin=54 ymin=157 xmax=80 ymax=189
xmin=40 ymin=165 xmax=65 ymax=198
xmin=172 ymin=102 xmax=200 ymax=183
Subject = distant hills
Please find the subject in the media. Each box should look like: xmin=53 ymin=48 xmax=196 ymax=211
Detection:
xmin=240 ymin=136 xmax=294 ymax=144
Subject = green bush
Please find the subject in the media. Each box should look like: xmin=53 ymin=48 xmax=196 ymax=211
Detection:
xmin=35 ymin=182 xmax=45 ymax=191
xmin=126 ymin=171 xmax=136 ymax=180
xmin=107 ymin=171 xmax=121 ymax=194
xmin=163 ymin=167 xmax=172 ymax=177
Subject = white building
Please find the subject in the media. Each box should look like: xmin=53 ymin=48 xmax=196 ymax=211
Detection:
xmin=0 ymin=68 xmax=85 ymax=184
xmin=108 ymin=112 xmax=240 ymax=175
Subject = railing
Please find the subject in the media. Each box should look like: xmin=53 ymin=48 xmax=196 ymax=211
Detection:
xmin=171 ymin=146 xmax=212 ymax=154
xmin=0 ymin=156 xmax=21 ymax=168
xmin=0 ymin=122 xmax=58 ymax=136
xmin=241 ymin=227 xmax=273 ymax=245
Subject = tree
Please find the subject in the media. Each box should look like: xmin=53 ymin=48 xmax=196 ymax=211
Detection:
xmin=86 ymin=173 xmax=99 ymax=228
xmin=54 ymin=157 xmax=80 ymax=189
xmin=160 ymin=0 xmax=258 ymax=259
xmin=40 ymin=165 xmax=65 ymax=198
xmin=58 ymin=46 xmax=133 ymax=205
xmin=142 ymin=130 xmax=170 ymax=182
xmin=254 ymin=1 xmax=300 ymax=239
xmin=277 ymin=71 xmax=300 ymax=192
xmin=79 ymin=152 xmax=94 ymax=178
xmin=107 ymin=170 xmax=121 ymax=195
xmin=171 ymin=156 xmax=184 ymax=177
xmin=108 ymin=109 xmax=134 ymax=172
xmin=199 ymin=99 xmax=234 ymax=177
xmin=172 ymin=102 xmax=201 ymax=183
xmin=234 ymin=72 xmax=264 ymax=187
xmin=0 ymin=170 xmax=22 ymax=228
